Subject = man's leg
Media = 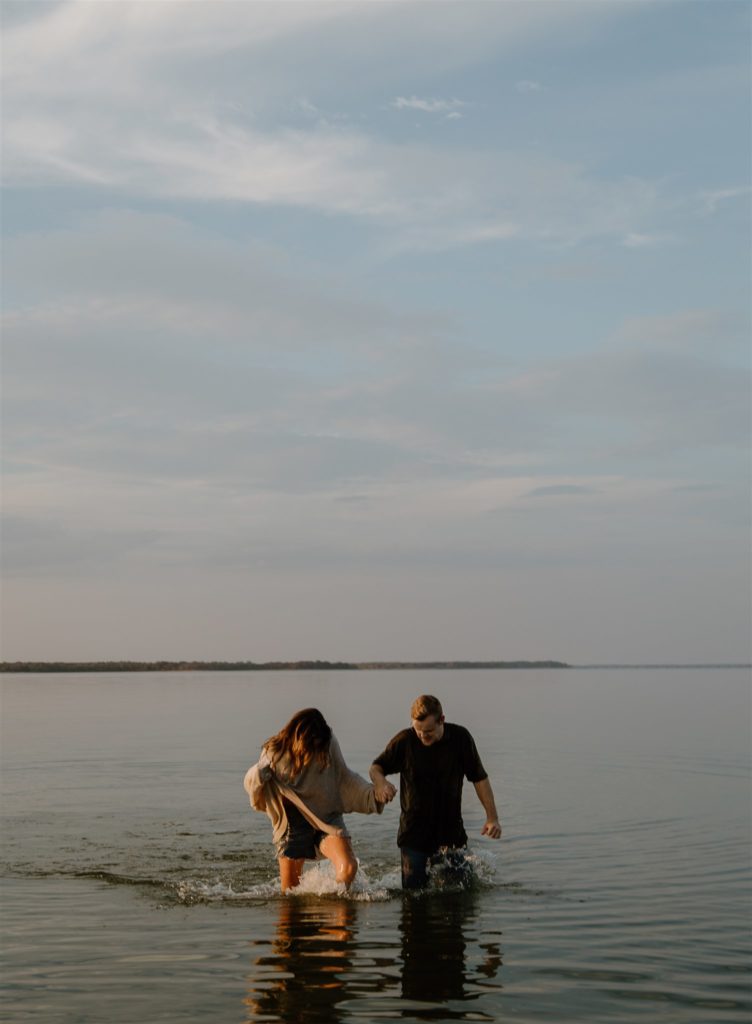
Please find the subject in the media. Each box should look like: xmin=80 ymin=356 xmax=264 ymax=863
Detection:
xmin=400 ymin=847 xmax=430 ymax=890
xmin=430 ymin=847 xmax=473 ymax=888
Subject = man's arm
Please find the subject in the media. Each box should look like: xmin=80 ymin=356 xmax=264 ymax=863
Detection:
xmin=473 ymin=777 xmax=502 ymax=838
xmin=369 ymin=763 xmax=397 ymax=804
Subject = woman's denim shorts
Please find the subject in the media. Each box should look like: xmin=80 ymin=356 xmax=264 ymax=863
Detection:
xmin=275 ymin=800 xmax=347 ymax=860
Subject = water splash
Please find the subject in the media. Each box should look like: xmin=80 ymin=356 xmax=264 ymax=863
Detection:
xmin=172 ymin=848 xmax=497 ymax=905
xmin=291 ymin=859 xmax=395 ymax=901
xmin=427 ymin=846 xmax=498 ymax=891
xmin=173 ymin=860 xmax=395 ymax=903
xmin=173 ymin=878 xmax=280 ymax=903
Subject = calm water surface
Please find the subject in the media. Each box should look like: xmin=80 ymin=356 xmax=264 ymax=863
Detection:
xmin=1 ymin=668 xmax=750 ymax=1022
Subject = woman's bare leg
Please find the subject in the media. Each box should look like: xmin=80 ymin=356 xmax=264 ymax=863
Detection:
xmin=278 ymin=857 xmax=305 ymax=892
xmin=318 ymin=835 xmax=358 ymax=888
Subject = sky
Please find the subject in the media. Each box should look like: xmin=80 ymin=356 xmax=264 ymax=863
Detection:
xmin=1 ymin=0 xmax=750 ymax=664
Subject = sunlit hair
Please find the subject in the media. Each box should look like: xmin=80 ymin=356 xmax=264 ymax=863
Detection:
xmin=264 ymin=708 xmax=332 ymax=776
xmin=410 ymin=694 xmax=443 ymax=721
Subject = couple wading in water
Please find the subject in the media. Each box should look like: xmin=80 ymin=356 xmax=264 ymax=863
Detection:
xmin=244 ymin=695 xmax=502 ymax=892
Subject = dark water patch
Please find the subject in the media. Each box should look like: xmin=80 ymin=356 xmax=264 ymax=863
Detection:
xmin=536 ymin=966 xmax=655 ymax=984
xmin=72 ymin=870 xmax=163 ymax=888
xmin=609 ymin=988 xmax=752 ymax=1013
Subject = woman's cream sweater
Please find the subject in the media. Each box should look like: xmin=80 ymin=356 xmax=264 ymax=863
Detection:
xmin=243 ymin=734 xmax=383 ymax=846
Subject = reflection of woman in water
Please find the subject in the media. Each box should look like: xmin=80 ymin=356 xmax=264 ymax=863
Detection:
xmin=245 ymin=900 xmax=358 ymax=1024
xmin=244 ymin=708 xmax=383 ymax=891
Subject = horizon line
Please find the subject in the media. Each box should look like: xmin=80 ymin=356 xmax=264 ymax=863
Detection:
xmin=1 ymin=659 xmax=750 ymax=673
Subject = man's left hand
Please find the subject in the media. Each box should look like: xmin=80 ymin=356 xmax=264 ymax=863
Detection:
xmin=481 ymin=819 xmax=502 ymax=839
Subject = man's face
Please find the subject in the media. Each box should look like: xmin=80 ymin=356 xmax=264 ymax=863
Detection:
xmin=412 ymin=714 xmax=445 ymax=746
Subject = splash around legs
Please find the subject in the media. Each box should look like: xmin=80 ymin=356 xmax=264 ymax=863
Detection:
xmin=279 ymin=835 xmax=358 ymax=893
xmin=278 ymin=856 xmax=305 ymax=893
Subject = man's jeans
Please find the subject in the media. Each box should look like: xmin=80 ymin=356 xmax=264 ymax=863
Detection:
xmin=400 ymin=846 xmax=431 ymax=889
xmin=400 ymin=846 xmax=471 ymax=890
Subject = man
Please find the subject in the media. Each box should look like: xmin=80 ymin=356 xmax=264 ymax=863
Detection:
xmin=370 ymin=694 xmax=502 ymax=889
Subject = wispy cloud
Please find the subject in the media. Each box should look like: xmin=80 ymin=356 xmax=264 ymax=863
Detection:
xmin=1 ymin=1 xmax=672 ymax=253
xmin=515 ymin=79 xmax=543 ymax=94
xmin=527 ymin=485 xmax=597 ymax=497
xmin=2 ymin=106 xmax=672 ymax=250
xmin=697 ymin=185 xmax=751 ymax=215
xmin=622 ymin=231 xmax=673 ymax=248
xmin=392 ymin=95 xmax=465 ymax=114
xmin=5 ymin=212 xmax=747 ymax=512
xmin=615 ymin=309 xmax=748 ymax=355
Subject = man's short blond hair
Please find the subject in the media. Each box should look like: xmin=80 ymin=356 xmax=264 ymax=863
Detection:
xmin=410 ymin=694 xmax=443 ymax=721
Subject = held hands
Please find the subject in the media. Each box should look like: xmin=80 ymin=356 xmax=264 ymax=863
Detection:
xmin=481 ymin=819 xmax=502 ymax=839
xmin=374 ymin=779 xmax=397 ymax=804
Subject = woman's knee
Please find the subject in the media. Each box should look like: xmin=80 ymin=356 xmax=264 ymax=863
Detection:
xmin=338 ymin=855 xmax=357 ymax=885
xmin=321 ymin=836 xmax=358 ymax=884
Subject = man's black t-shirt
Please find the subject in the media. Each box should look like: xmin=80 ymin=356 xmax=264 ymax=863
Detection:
xmin=373 ymin=723 xmax=488 ymax=853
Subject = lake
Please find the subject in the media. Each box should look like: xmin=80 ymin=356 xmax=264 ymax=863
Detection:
xmin=1 ymin=667 xmax=750 ymax=1023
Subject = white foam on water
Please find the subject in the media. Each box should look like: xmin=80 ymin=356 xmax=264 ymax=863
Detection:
xmin=173 ymin=862 xmax=396 ymax=904
xmin=173 ymin=846 xmax=497 ymax=904
xmin=174 ymin=878 xmax=281 ymax=902
xmin=288 ymin=859 xmax=395 ymax=901
xmin=428 ymin=846 xmax=498 ymax=889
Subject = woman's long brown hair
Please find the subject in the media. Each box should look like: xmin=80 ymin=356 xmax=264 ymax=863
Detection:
xmin=263 ymin=708 xmax=332 ymax=776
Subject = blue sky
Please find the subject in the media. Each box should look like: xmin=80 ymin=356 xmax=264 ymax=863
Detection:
xmin=2 ymin=0 xmax=750 ymax=662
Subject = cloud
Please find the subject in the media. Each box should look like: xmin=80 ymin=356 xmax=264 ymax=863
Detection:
xmin=1 ymin=514 xmax=163 ymax=577
xmin=622 ymin=232 xmax=673 ymax=248
xmin=615 ymin=309 xmax=749 ymax=355
xmin=2 ymin=1 xmax=626 ymax=105
xmin=3 ymin=108 xmax=670 ymax=250
xmin=392 ymin=96 xmax=465 ymax=113
xmin=502 ymin=348 xmax=750 ymax=459
xmin=6 ymin=461 xmax=745 ymax=587
xmin=1 ymin=2 xmax=671 ymax=252
xmin=4 ymin=213 xmax=747 ymax=511
xmin=3 ymin=209 xmax=432 ymax=349
xmin=697 ymin=186 xmax=751 ymax=215
xmin=515 ymin=79 xmax=543 ymax=94
xmin=1 ymin=212 xmax=474 ymax=492
xmin=527 ymin=485 xmax=598 ymax=497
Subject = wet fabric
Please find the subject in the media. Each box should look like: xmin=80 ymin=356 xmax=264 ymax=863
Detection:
xmin=275 ymin=800 xmax=346 ymax=860
xmin=400 ymin=846 xmax=475 ymax=889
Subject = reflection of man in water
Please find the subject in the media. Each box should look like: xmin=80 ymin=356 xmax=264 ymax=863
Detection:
xmin=400 ymin=888 xmax=503 ymax=1005
xmin=370 ymin=695 xmax=502 ymax=889
xmin=245 ymin=900 xmax=359 ymax=1024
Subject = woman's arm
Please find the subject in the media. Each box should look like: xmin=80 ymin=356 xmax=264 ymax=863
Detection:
xmin=331 ymin=734 xmax=386 ymax=813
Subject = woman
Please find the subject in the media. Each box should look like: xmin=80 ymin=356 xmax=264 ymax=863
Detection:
xmin=244 ymin=708 xmax=384 ymax=892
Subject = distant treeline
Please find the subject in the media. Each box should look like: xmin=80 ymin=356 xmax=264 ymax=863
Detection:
xmin=1 ymin=659 xmax=570 ymax=673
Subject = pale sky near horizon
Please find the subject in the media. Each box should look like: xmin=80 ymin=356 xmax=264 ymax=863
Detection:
xmin=2 ymin=0 xmax=750 ymax=664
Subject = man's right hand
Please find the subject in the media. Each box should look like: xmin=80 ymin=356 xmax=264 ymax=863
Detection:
xmin=373 ymin=779 xmax=397 ymax=804
xmin=370 ymin=763 xmax=397 ymax=804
